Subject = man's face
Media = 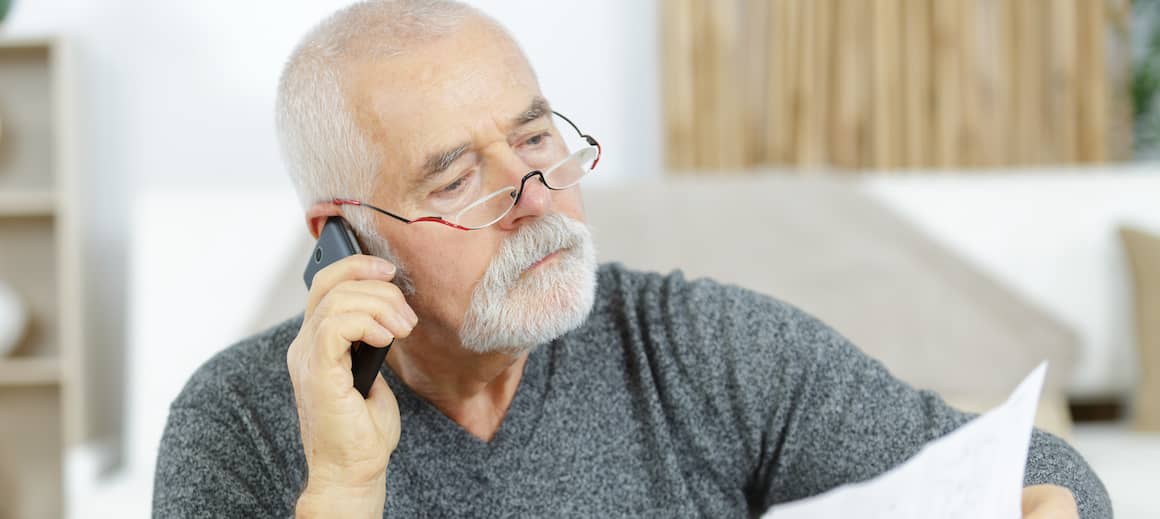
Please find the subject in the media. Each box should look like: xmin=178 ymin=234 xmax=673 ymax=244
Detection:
xmin=344 ymin=19 xmax=592 ymax=351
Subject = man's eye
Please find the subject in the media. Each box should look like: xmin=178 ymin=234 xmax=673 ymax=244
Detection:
xmin=437 ymin=174 xmax=470 ymax=195
xmin=524 ymin=132 xmax=550 ymax=147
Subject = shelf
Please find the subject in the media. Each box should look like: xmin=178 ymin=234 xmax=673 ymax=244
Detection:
xmin=0 ymin=384 xmax=62 ymax=518
xmin=0 ymin=35 xmax=72 ymax=519
xmin=0 ymin=190 xmax=55 ymax=216
xmin=0 ymin=357 xmax=60 ymax=386
xmin=0 ymin=37 xmax=56 ymax=51
xmin=0 ymin=41 xmax=54 ymax=194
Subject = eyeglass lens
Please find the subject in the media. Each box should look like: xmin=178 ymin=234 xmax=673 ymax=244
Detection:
xmin=432 ymin=114 xmax=597 ymax=229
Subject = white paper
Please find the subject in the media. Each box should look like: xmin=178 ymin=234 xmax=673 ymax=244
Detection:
xmin=764 ymin=362 xmax=1046 ymax=519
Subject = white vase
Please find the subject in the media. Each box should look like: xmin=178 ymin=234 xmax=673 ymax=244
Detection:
xmin=0 ymin=280 xmax=28 ymax=357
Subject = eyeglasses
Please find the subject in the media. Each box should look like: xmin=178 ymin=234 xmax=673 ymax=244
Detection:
xmin=332 ymin=111 xmax=601 ymax=231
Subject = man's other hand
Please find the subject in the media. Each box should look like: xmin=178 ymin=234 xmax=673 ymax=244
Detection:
xmin=289 ymin=255 xmax=415 ymax=518
xmin=1022 ymin=484 xmax=1079 ymax=519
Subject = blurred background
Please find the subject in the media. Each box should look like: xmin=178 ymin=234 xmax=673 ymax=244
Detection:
xmin=0 ymin=0 xmax=1157 ymax=517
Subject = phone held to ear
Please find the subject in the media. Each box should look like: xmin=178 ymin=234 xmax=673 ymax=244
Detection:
xmin=303 ymin=217 xmax=391 ymax=398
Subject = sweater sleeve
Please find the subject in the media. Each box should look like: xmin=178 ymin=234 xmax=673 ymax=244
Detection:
xmin=754 ymin=311 xmax=1110 ymax=518
xmin=153 ymin=407 xmax=288 ymax=517
xmin=152 ymin=348 xmax=306 ymax=518
xmin=651 ymin=271 xmax=1112 ymax=518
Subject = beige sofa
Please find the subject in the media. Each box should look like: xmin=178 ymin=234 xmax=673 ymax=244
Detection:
xmin=253 ymin=175 xmax=1077 ymax=437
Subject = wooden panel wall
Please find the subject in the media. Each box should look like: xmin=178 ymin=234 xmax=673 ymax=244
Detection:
xmin=662 ymin=0 xmax=1133 ymax=172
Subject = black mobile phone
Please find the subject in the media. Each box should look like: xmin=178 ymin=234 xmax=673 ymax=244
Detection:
xmin=303 ymin=217 xmax=391 ymax=398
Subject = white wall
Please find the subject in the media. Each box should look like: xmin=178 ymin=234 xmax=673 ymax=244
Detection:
xmin=6 ymin=0 xmax=661 ymax=190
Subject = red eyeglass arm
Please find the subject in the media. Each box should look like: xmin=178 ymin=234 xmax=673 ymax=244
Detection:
xmin=330 ymin=198 xmax=474 ymax=231
xmin=410 ymin=216 xmax=473 ymax=231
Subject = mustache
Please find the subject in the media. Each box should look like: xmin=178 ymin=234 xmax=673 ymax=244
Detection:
xmin=484 ymin=213 xmax=589 ymax=289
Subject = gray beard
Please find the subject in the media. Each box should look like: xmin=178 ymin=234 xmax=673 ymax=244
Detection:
xmin=458 ymin=213 xmax=598 ymax=354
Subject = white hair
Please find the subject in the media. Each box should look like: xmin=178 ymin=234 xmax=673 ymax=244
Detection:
xmin=275 ymin=0 xmax=504 ymax=294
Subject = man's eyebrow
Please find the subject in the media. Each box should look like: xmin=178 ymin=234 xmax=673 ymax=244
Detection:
xmin=512 ymin=96 xmax=551 ymax=128
xmin=413 ymin=97 xmax=552 ymax=190
xmin=417 ymin=142 xmax=471 ymax=188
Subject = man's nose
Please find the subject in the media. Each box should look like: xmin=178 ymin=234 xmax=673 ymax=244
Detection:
xmin=496 ymin=170 xmax=553 ymax=230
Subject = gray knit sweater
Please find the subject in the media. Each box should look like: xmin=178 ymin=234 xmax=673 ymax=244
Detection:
xmin=153 ymin=263 xmax=1111 ymax=517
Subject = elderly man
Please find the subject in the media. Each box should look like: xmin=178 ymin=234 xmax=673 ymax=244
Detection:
xmin=153 ymin=1 xmax=1110 ymax=517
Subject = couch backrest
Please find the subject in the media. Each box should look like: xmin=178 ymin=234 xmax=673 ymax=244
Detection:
xmin=581 ymin=175 xmax=1077 ymax=398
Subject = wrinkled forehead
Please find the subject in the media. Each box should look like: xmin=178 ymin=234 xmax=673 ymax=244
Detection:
xmin=342 ymin=19 xmax=542 ymax=194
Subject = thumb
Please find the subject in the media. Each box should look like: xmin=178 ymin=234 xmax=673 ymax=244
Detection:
xmin=365 ymin=373 xmax=401 ymax=450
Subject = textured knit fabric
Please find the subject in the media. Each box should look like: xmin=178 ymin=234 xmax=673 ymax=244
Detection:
xmin=153 ymin=263 xmax=1112 ymax=518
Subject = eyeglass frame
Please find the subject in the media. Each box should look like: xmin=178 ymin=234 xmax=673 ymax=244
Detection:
xmin=331 ymin=110 xmax=601 ymax=232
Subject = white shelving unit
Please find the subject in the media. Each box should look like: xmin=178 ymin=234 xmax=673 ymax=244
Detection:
xmin=0 ymin=36 xmax=82 ymax=519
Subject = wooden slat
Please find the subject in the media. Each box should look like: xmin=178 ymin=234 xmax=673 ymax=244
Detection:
xmin=660 ymin=0 xmax=696 ymax=170
xmin=872 ymin=0 xmax=903 ymax=170
xmin=794 ymin=0 xmax=825 ymax=167
xmin=742 ymin=0 xmax=770 ymax=165
xmin=974 ymin=0 xmax=1006 ymax=167
xmin=1014 ymin=0 xmax=1044 ymax=164
xmin=958 ymin=0 xmax=981 ymax=167
xmin=813 ymin=0 xmax=835 ymax=169
xmin=830 ymin=0 xmax=869 ymax=169
xmin=1107 ymin=0 xmax=1135 ymax=160
xmin=709 ymin=0 xmax=745 ymax=170
xmin=765 ymin=0 xmax=797 ymax=164
xmin=691 ymin=1 xmax=716 ymax=169
xmin=1050 ymin=0 xmax=1079 ymax=164
xmin=901 ymin=0 xmax=931 ymax=169
xmin=1078 ymin=0 xmax=1109 ymax=162
xmin=932 ymin=0 xmax=962 ymax=168
xmin=998 ymin=0 xmax=1019 ymax=165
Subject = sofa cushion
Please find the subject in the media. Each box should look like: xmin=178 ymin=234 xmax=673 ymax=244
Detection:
xmin=1120 ymin=225 xmax=1160 ymax=431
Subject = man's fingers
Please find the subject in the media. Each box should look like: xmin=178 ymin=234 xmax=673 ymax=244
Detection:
xmin=305 ymin=255 xmax=397 ymax=316
xmin=312 ymin=312 xmax=395 ymax=367
xmin=339 ymin=280 xmax=418 ymax=326
xmin=366 ymin=376 xmax=398 ymax=424
xmin=314 ymin=289 xmax=415 ymax=341
xmin=366 ymin=375 xmax=401 ymax=452
xmin=1022 ymin=484 xmax=1078 ymax=519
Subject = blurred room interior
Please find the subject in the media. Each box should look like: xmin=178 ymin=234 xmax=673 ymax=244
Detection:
xmin=0 ymin=0 xmax=1157 ymax=517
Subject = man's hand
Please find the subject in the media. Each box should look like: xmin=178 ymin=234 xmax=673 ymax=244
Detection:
xmin=1022 ymin=484 xmax=1079 ymax=519
xmin=288 ymin=255 xmax=416 ymax=518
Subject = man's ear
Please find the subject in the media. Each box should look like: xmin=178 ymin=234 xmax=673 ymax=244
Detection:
xmin=305 ymin=201 xmax=344 ymax=240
